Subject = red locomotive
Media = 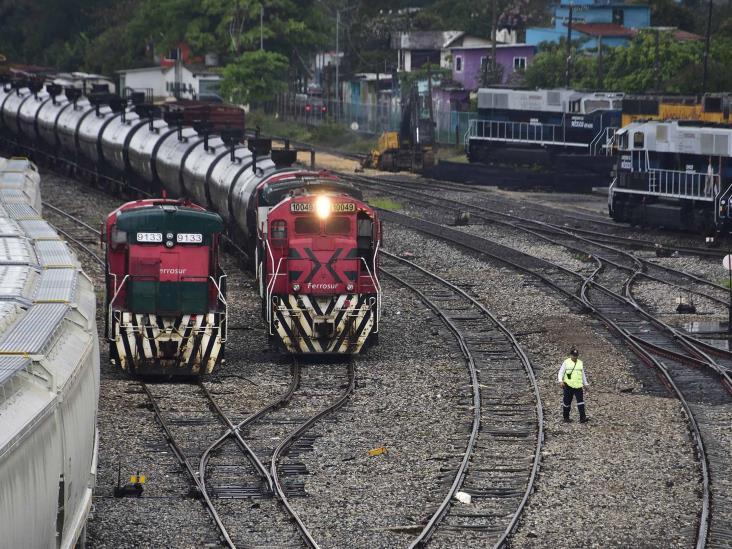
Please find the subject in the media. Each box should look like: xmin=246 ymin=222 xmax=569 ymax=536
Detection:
xmin=103 ymin=198 xmax=226 ymax=375
xmin=261 ymin=190 xmax=381 ymax=353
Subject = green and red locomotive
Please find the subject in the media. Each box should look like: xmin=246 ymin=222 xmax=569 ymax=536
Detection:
xmin=104 ymin=198 xmax=226 ymax=375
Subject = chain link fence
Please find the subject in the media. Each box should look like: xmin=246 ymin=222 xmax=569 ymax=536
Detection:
xmin=267 ymin=93 xmax=474 ymax=147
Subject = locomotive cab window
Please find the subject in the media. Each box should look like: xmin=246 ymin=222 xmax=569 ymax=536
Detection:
xmin=569 ymin=99 xmax=581 ymax=113
xmin=357 ymin=216 xmax=374 ymax=258
xmin=295 ymin=217 xmax=320 ymax=234
xmin=271 ymin=220 xmax=287 ymax=239
xmin=633 ymin=131 xmax=645 ymax=149
xmin=325 ymin=217 xmax=350 ymax=235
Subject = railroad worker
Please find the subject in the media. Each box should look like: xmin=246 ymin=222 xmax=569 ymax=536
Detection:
xmin=558 ymin=347 xmax=589 ymax=423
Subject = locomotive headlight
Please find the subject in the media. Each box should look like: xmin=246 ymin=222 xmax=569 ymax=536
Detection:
xmin=315 ymin=195 xmax=331 ymax=219
xmin=346 ymin=283 xmax=354 ymax=291
xmin=293 ymin=283 xmax=301 ymax=292
xmin=165 ymin=240 xmax=174 ymax=248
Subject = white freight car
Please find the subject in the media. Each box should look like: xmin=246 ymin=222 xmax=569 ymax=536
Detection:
xmin=0 ymin=157 xmax=100 ymax=549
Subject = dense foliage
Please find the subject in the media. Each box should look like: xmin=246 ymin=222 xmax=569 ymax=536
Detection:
xmin=524 ymin=31 xmax=732 ymax=94
xmin=1 ymin=0 xmax=732 ymax=101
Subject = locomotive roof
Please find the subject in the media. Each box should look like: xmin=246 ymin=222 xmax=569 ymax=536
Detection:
xmin=260 ymin=177 xmax=362 ymax=206
xmin=116 ymin=204 xmax=223 ymax=234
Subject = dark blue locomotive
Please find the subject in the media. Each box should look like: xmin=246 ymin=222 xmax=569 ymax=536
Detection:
xmin=465 ymin=88 xmax=622 ymax=188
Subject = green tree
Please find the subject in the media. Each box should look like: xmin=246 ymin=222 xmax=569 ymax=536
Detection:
xmin=220 ymin=50 xmax=289 ymax=104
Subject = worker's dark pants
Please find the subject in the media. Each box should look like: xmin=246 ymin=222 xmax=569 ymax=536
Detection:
xmin=562 ymin=385 xmax=586 ymax=421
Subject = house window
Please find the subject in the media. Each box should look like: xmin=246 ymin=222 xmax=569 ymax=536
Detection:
xmin=480 ymin=56 xmax=488 ymax=69
xmin=455 ymin=56 xmax=463 ymax=72
xmin=513 ymin=57 xmax=527 ymax=70
xmin=612 ymin=7 xmax=624 ymax=26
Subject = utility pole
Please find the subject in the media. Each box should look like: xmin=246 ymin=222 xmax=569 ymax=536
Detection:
xmin=260 ymin=4 xmax=264 ymax=50
xmin=491 ymin=0 xmax=497 ymax=80
xmin=335 ymin=10 xmax=340 ymax=104
xmin=702 ymin=0 xmax=713 ymax=92
xmin=597 ymin=35 xmax=603 ymax=89
xmin=565 ymin=4 xmax=573 ymax=88
xmin=654 ymin=29 xmax=660 ymax=92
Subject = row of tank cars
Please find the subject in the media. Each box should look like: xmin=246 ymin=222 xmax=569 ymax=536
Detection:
xmin=0 ymin=156 xmax=99 ymax=547
xmin=0 ymin=78 xmax=382 ymax=374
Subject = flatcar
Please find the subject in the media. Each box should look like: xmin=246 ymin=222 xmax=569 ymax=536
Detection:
xmin=104 ymin=198 xmax=227 ymax=375
xmin=263 ymin=190 xmax=380 ymax=353
xmin=609 ymin=119 xmax=732 ymax=236
xmin=0 ymin=78 xmax=382 ymax=355
xmin=0 ymin=156 xmax=99 ymax=547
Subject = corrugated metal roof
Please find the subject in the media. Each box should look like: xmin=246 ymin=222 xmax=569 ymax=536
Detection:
xmin=34 ymin=269 xmax=76 ymax=303
xmin=3 ymin=203 xmax=40 ymax=220
xmin=35 ymin=241 xmax=76 ymax=268
xmin=19 ymin=220 xmax=59 ymax=240
xmin=0 ymin=217 xmax=23 ymax=237
xmin=0 ymin=172 xmax=26 ymax=186
xmin=0 ymin=237 xmax=37 ymax=265
xmin=0 ymin=355 xmax=31 ymax=385
xmin=0 ymin=265 xmax=32 ymax=301
xmin=0 ymin=189 xmax=31 ymax=204
xmin=0 ymin=303 xmax=69 ymax=354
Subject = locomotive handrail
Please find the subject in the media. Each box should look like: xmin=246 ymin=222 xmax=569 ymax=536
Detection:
xmin=106 ymin=274 xmax=129 ymax=340
xmin=466 ymin=118 xmax=583 ymax=147
xmin=209 ymin=274 xmax=228 ymax=342
xmin=360 ymin=242 xmax=382 ymax=332
xmin=590 ymin=126 xmax=616 ymax=156
xmin=266 ymin=256 xmax=285 ymax=334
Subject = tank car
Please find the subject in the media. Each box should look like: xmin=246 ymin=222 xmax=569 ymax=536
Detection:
xmin=104 ymin=198 xmax=227 ymax=375
xmin=0 ymin=81 xmax=383 ymax=355
xmin=0 ymin=156 xmax=100 ymax=548
xmin=263 ymin=190 xmax=380 ymax=353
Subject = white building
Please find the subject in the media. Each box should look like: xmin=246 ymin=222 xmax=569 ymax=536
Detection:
xmin=117 ymin=64 xmax=222 ymax=102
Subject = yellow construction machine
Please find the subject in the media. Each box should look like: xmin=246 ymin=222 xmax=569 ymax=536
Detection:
xmin=364 ymin=84 xmax=435 ymax=172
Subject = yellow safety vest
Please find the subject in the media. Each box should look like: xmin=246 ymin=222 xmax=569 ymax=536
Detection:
xmin=562 ymin=358 xmax=584 ymax=389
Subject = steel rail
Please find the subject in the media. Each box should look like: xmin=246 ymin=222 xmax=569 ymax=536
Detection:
xmin=380 ymin=251 xmax=543 ymax=549
xmin=140 ymin=382 xmax=237 ymax=548
xmin=270 ymin=358 xmax=357 ymax=549
xmin=376 ymin=208 xmax=712 ymax=549
xmin=353 ymin=176 xmax=732 ymax=379
xmin=344 ymin=172 xmax=724 ymax=257
xmin=39 ymin=199 xmax=251 ymax=548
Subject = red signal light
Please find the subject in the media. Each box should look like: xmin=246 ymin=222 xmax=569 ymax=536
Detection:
xmin=321 ymin=105 xmax=327 ymax=113
xmin=305 ymin=104 xmax=312 ymax=112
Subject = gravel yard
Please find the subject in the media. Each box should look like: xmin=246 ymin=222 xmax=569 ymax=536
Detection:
xmin=36 ymin=169 xmax=719 ymax=548
xmin=383 ymin=223 xmax=700 ymax=548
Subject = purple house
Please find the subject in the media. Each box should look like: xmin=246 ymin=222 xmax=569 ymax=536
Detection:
xmin=451 ymin=44 xmax=535 ymax=89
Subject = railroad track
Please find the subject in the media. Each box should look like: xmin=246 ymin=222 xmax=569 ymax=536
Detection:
xmin=345 ymin=175 xmax=731 ymax=321
xmin=344 ymin=173 xmax=726 ymax=258
xmin=376 ymin=208 xmax=730 ymax=548
xmin=41 ymin=198 xmax=359 ymax=549
xmin=380 ymin=251 xmax=543 ymax=548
